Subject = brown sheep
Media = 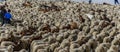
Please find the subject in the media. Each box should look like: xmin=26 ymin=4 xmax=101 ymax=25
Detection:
xmin=70 ymin=22 xmax=78 ymax=29
xmin=22 ymin=1 xmax=32 ymax=8
xmin=19 ymin=26 xmax=37 ymax=36
xmin=40 ymin=24 xmax=51 ymax=32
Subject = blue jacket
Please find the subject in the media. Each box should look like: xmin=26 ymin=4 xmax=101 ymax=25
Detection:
xmin=4 ymin=12 xmax=12 ymax=19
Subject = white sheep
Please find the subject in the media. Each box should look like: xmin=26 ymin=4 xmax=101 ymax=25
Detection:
xmin=60 ymin=39 xmax=70 ymax=48
xmin=107 ymin=45 xmax=119 ymax=52
xmin=1 ymin=41 xmax=15 ymax=47
xmin=95 ymin=43 xmax=111 ymax=52
xmin=49 ymin=42 xmax=59 ymax=51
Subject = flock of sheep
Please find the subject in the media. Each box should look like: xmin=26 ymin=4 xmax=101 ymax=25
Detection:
xmin=0 ymin=0 xmax=120 ymax=52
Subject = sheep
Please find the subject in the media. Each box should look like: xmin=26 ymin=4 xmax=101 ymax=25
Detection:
xmin=70 ymin=48 xmax=82 ymax=52
xmin=70 ymin=42 xmax=80 ymax=50
xmin=74 ymin=34 xmax=86 ymax=45
xmin=0 ymin=46 xmax=9 ymax=52
xmin=64 ymin=46 xmax=69 ymax=52
xmin=67 ymin=34 xmax=77 ymax=42
xmin=78 ymin=15 xmax=85 ymax=23
xmin=31 ymin=40 xmax=48 ymax=52
xmin=95 ymin=43 xmax=111 ymax=52
xmin=20 ymin=35 xmax=34 ymax=49
xmin=38 ymin=4 xmax=61 ymax=12
xmin=111 ymin=38 xmax=120 ymax=45
xmin=98 ymin=20 xmax=109 ymax=28
xmin=56 ymin=34 xmax=64 ymax=43
xmin=58 ymin=48 xmax=68 ymax=52
xmin=73 ymin=46 xmax=85 ymax=52
xmin=40 ymin=24 xmax=51 ymax=32
xmin=38 ymin=4 xmax=51 ymax=13
xmin=96 ymin=32 xmax=109 ymax=43
xmin=103 ymin=36 xmax=113 ymax=43
xmin=0 ymin=33 xmax=11 ymax=42
xmin=30 ymin=34 xmax=42 ymax=41
xmin=86 ymin=39 xmax=98 ymax=50
xmin=1 ymin=0 xmax=120 ymax=52
xmin=63 ymin=32 xmax=70 ymax=39
xmin=107 ymin=45 xmax=119 ymax=52
xmin=48 ymin=36 xmax=56 ymax=44
xmin=1 ymin=41 xmax=16 ymax=47
xmin=7 ymin=45 xmax=14 ymax=52
xmin=60 ymin=39 xmax=70 ymax=48
xmin=69 ymin=22 xmax=78 ymax=29
xmin=84 ymin=43 xmax=92 ymax=52
xmin=51 ymin=26 xmax=59 ymax=33
xmin=49 ymin=42 xmax=60 ymax=52
xmin=54 ymin=47 xmax=62 ymax=52
xmin=70 ymin=29 xmax=80 ymax=35
xmin=109 ymin=28 xmax=117 ymax=37
xmin=59 ymin=23 xmax=70 ymax=30
xmin=22 ymin=1 xmax=32 ymax=8
xmin=19 ymin=49 xmax=28 ymax=52
xmin=32 ymin=44 xmax=49 ymax=52
xmin=19 ymin=26 xmax=37 ymax=36
xmin=82 ymin=25 xmax=90 ymax=33
xmin=37 ymin=49 xmax=47 ymax=52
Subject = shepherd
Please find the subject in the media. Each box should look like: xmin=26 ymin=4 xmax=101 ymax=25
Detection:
xmin=4 ymin=9 xmax=12 ymax=25
xmin=1 ymin=5 xmax=7 ymax=26
xmin=89 ymin=0 xmax=92 ymax=4
xmin=115 ymin=0 xmax=119 ymax=4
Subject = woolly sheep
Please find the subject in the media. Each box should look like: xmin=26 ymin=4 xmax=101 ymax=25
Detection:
xmin=60 ymin=39 xmax=70 ymax=48
xmin=19 ymin=49 xmax=28 ymax=52
xmin=1 ymin=41 xmax=15 ymax=47
xmin=70 ymin=42 xmax=79 ymax=50
xmin=54 ymin=47 xmax=62 ymax=52
xmin=49 ymin=42 xmax=59 ymax=51
xmin=37 ymin=49 xmax=47 ymax=52
xmin=103 ymin=36 xmax=113 ymax=43
xmin=107 ymin=45 xmax=119 ymax=52
xmin=95 ymin=43 xmax=111 ymax=52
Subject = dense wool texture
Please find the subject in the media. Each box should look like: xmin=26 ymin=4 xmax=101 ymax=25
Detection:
xmin=0 ymin=0 xmax=120 ymax=52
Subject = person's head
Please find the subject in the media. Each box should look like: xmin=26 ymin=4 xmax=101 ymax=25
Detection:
xmin=8 ymin=9 xmax=11 ymax=12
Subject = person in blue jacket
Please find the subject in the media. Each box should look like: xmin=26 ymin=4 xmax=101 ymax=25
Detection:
xmin=115 ymin=0 xmax=119 ymax=4
xmin=4 ymin=9 xmax=12 ymax=25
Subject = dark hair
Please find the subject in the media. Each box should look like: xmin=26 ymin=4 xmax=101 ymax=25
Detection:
xmin=8 ymin=9 xmax=11 ymax=12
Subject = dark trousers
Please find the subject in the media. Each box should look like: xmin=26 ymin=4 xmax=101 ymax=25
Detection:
xmin=115 ymin=0 xmax=119 ymax=4
xmin=1 ymin=18 xmax=11 ymax=26
xmin=5 ymin=18 xmax=11 ymax=24
xmin=1 ymin=18 xmax=5 ymax=26
xmin=89 ymin=0 xmax=92 ymax=4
